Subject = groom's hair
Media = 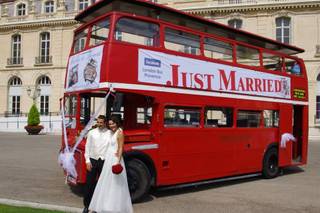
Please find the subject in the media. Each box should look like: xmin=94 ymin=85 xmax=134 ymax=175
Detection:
xmin=97 ymin=115 xmax=106 ymax=122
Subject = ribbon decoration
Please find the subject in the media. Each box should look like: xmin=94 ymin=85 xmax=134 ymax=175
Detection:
xmin=58 ymin=88 xmax=114 ymax=178
xmin=280 ymin=133 xmax=297 ymax=148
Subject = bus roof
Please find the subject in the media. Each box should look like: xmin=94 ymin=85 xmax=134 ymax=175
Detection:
xmin=75 ymin=0 xmax=304 ymax=55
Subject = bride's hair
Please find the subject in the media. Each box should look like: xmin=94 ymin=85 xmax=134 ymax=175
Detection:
xmin=109 ymin=114 xmax=122 ymax=128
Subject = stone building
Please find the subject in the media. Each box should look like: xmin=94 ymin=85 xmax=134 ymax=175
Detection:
xmin=0 ymin=0 xmax=96 ymax=118
xmin=156 ymin=0 xmax=320 ymax=138
xmin=0 ymin=0 xmax=319 ymax=137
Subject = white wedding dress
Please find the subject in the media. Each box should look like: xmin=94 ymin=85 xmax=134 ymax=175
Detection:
xmin=89 ymin=129 xmax=133 ymax=213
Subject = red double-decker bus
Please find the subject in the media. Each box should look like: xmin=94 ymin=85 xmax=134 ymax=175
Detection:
xmin=61 ymin=0 xmax=308 ymax=202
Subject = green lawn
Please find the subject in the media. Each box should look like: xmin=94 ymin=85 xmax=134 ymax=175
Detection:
xmin=0 ymin=204 xmax=65 ymax=213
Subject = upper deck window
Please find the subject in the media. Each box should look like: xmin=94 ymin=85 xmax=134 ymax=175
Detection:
xmin=236 ymin=44 xmax=260 ymax=67
xmin=284 ymin=58 xmax=301 ymax=76
xmin=73 ymin=28 xmax=88 ymax=53
xmin=263 ymin=53 xmax=283 ymax=72
xmin=165 ymin=28 xmax=200 ymax=55
xmin=115 ymin=18 xmax=160 ymax=47
xmin=204 ymin=37 xmax=233 ymax=62
xmin=89 ymin=18 xmax=110 ymax=47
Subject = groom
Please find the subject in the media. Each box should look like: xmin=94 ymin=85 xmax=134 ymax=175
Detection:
xmin=83 ymin=115 xmax=109 ymax=213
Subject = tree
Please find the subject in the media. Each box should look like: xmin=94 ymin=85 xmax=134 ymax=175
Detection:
xmin=27 ymin=104 xmax=40 ymax=126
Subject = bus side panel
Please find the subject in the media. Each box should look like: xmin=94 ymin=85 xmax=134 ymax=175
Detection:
xmin=279 ymin=105 xmax=293 ymax=167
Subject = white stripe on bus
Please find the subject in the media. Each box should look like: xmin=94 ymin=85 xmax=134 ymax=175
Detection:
xmin=100 ymin=82 xmax=308 ymax=106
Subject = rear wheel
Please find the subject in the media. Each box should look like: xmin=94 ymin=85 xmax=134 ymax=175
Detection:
xmin=262 ymin=147 xmax=279 ymax=179
xmin=126 ymin=159 xmax=151 ymax=202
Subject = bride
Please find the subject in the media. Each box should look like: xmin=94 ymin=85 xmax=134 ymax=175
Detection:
xmin=89 ymin=115 xmax=133 ymax=213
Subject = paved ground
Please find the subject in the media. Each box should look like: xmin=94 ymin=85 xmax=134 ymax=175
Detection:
xmin=0 ymin=132 xmax=319 ymax=213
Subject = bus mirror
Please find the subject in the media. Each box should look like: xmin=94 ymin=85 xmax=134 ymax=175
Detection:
xmin=112 ymin=93 xmax=124 ymax=112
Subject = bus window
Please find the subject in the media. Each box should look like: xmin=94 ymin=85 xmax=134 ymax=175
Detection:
xmin=165 ymin=28 xmax=200 ymax=55
xmin=137 ymin=107 xmax=152 ymax=125
xmin=164 ymin=106 xmax=200 ymax=127
xmin=237 ymin=110 xmax=261 ymax=128
xmin=115 ymin=18 xmax=160 ymax=47
xmin=285 ymin=58 xmax=301 ymax=75
xmin=236 ymin=44 xmax=260 ymax=67
xmin=204 ymin=37 xmax=233 ymax=62
xmin=205 ymin=107 xmax=233 ymax=128
xmin=263 ymin=52 xmax=283 ymax=72
xmin=73 ymin=28 xmax=88 ymax=53
xmin=89 ymin=18 xmax=110 ymax=46
xmin=65 ymin=95 xmax=77 ymax=128
xmin=263 ymin=110 xmax=279 ymax=128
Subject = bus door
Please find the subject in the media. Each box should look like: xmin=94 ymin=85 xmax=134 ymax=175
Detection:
xmin=278 ymin=105 xmax=293 ymax=166
xmin=292 ymin=105 xmax=304 ymax=163
xmin=158 ymin=105 xmax=205 ymax=184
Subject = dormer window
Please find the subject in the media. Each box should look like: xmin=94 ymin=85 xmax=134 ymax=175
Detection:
xmin=44 ymin=1 xmax=55 ymax=13
xmin=16 ymin=3 xmax=26 ymax=16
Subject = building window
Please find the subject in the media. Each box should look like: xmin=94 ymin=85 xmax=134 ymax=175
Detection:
xmin=276 ymin=17 xmax=291 ymax=44
xmin=44 ymin=1 xmax=55 ymax=13
xmin=16 ymin=3 xmax=26 ymax=16
xmin=38 ymin=76 xmax=51 ymax=115
xmin=11 ymin=34 xmax=22 ymax=65
xmin=228 ymin=19 xmax=242 ymax=29
xmin=79 ymin=0 xmax=89 ymax=10
xmin=39 ymin=32 xmax=50 ymax=63
xmin=8 ymin=77 xmax=22 ymax=115
xmin=316 ymin=73 xmax=320 ymax=120
xmin=37 ymin=76 xmax=51 ymax=85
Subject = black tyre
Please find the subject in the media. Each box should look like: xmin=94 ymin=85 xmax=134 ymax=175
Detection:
xmin=262 ymin=147 xmax=279 ymax=179
xmin=126 ymin=159 xmax=151 ymax=202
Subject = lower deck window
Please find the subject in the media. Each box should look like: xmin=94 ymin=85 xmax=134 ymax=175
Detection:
xmin=237 ymin=110 xmax=261 ymax=128
xmin=164 ymin=106 xmax=200 ymax=127
xmin=205 ymin=107 xmax=233 ymax=127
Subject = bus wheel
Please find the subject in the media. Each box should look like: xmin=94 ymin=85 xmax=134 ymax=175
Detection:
xmin=126 ymin=159 xmax=151 ymax=202
xmin=262 ymin=147 xmax=279 ymax=179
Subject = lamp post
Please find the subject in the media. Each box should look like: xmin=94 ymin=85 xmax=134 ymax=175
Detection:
xmin=27 ymin=85 xmax=41 ymax=104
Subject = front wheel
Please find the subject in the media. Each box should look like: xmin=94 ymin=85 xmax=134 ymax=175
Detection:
xmin=262 ymin=147 xmax=279 ymax=179
xmin=126 ymin=159 xmax=151 ymax=203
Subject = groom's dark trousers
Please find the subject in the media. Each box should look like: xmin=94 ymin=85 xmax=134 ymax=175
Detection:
xmin=83 ymin=158 xmax=105 ymax=208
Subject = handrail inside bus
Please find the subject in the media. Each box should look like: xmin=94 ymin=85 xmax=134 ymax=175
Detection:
xmin=75 ymin=0 xmax=304 ymax=55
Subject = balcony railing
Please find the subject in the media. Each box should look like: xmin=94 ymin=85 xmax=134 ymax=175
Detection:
xmin=217 ymin=0 xmax=319 ymax=5
xmin=7 ymin=57 xmax=23 ymax=66
xmin=35 ymin=55 xmax=52 ymax=64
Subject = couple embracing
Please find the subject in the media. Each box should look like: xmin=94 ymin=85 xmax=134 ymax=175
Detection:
xmin=83 ymin=115 xmax=133 ymax=213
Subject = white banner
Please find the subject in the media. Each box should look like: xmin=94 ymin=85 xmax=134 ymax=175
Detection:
xmin=138 ymin=49 xmax=291 ymax=99
xmin=65 ymin=45 xmax=103 ymax=92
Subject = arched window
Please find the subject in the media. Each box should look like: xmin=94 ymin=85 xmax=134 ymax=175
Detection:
xmin=8 ymin=77 xmax=22 ymax=115
xmin=16 ymin=3 xmax=26 ymax=16
xmin=10 ymin=34 xmax=22 ymax=65
xmin=38 ymin=32 xmax=51 ymax=64
xmin=37 ymin=76 xmax=51 ymax=115
xmin=228 ymin=19 xmax=242 ymax=29
xmin=44 ymin=1 xmax=55 ymax=13
xmin=276 ymin=17 xmax=291 ymax=44
xmin=316 ymin=73 xmax=320 ymax=120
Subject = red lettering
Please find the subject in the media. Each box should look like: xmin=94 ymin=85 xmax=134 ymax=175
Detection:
xmin=267 ymin=79 xmax=273 ymax=92
xmin=237 ymin=78 xmax=245 ymax=91
xmin=254 ymin=78 xmax=262 ymax=92
xmin=275 ymin=80 xmax=281 ymax=92
xmin=204 ymin=74 xmax=214 ymax=90
xmin=246 ymin=78 xmax=254 ymax=91
xmin=194 ymin=74 xmax=204 ymax=89
xmin=219 ymin=70 xmax=236 ymax=91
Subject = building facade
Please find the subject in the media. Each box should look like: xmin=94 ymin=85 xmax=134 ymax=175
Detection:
xmin=156 ymin=0 xmax=320 ymax=138
xmin=0 ymin=0 xmax=319 ymax=137
xmin=0 ymin=0 xmax=97 ymax=131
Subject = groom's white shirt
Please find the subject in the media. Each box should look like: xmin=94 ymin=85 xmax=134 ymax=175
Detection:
xmin=84 ymin=128 xmax=110 ymax=163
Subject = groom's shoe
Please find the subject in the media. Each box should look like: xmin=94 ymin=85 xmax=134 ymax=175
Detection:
xmin=82 ymin=207 xmax=89 ymax=213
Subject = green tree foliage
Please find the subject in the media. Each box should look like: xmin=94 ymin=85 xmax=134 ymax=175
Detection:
xmin=27 ymin=104 xmax=40 ymax=126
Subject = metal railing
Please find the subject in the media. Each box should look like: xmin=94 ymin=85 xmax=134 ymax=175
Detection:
xmin=35 ymin=55 xmax=53 ymax=64
xmin=7 ymin=57 xmax=23 ymax=65
xmin=216 ymin=0 xmax=319 ymax=5
xmin=0 ymin=112 xmax=61 ymax=133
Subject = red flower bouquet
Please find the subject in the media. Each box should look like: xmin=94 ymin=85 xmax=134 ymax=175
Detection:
xmin=112 ymin=164 xmax=123 ymax=174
